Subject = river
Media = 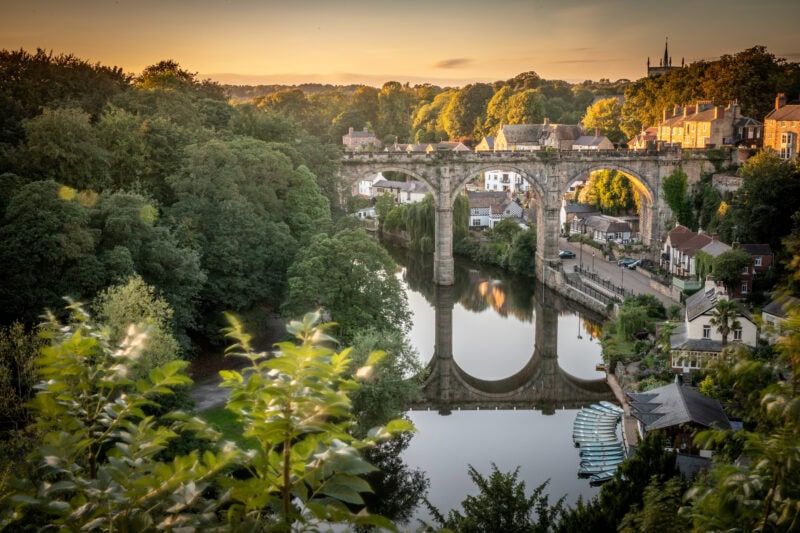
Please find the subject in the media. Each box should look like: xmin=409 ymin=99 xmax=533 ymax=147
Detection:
xmin=385 ymin=246 xmax=612 ymax=523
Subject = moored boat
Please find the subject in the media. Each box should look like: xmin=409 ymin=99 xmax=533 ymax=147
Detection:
xmin=589 ymin=470 xmax=616 ymax=485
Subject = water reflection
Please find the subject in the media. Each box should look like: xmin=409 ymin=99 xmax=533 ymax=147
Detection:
xmin=386 ymin=246 xmax=612 ymax=415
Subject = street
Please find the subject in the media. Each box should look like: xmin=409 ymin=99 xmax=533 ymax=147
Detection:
xmin=558 ymin=238 xmax=676 ymax=308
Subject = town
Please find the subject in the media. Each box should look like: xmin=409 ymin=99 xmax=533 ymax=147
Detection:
xmin=1 ymin=1 xmax=800 ymax=529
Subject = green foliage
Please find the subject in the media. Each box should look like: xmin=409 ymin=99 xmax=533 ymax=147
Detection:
xmin=616 ymin=306 xmax=650 ymax=339
xmin=710 ymin=299 xmax=742 ymax=346
xmin=1 ymin=302 xmax=237 ymax=531
xmin=93 ymin=275 xmax=181 ymax=378
xmin=488 ymin=217 xmax=523 ymax=244
xmin=694 ymin=250 xmax=714 ymax=282
xmin=282 ymin=229 xmax=411 ymax=344
xmin=508 ymin=227 xmax=538 ymax=277
xmin=0 ymin=322 xmax=42 ymax=430
xmin=578 ymin=169 xmax=639 ymax=215
xmin=619 ymin=476 xmax=689 ymax=533
xmin=505 ymin=89 xmax=545 ymax=125
xmin=625 ymin=293 xmax=667 ymax=319
xmin=582 ymin=97 xmax=624 ymax=143
xmin=711 ymin=249 xmax=752 ymax=294
xmin=219 ymin=311 xmax=410 ymax=531
xmin=347 ymin=328 xmax=422 ymax=435
xmin=441 ymin=83 xmax=494 ymax=140
xmin=426 ymin=464 xmax=564 ymax=533
xmin=662 ymin=169 xmax=694 ymax=228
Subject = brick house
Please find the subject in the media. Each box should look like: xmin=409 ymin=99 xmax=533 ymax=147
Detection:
xmin=342 ymin=127 xmax=381 ymax=151
xmin=763 ymin=93 xmax=800 ymax=160
xmin=737 ymin=243 xmax=773 ymax=296
xmin=656 ymin=101 xmax=761 ymax=148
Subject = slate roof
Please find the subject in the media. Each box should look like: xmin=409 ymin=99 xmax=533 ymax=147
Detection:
xmin=678 ymin=234 xmax=713 ymax=256
xmin=763 ymin=295 xmax=800 ymax=318
xmin=545 ymin=124 xmax=583 ymax=141
xmin=563 ymin=203 xmax=599 ymax=215
xmin=372 ymin=180 xmax=429 ymax=194
xmin=498 ymin=124 xmax=543 ymax=144
xmin=734 ymin=116 xmax=763 ymax=127
xmin=740 ymin=243 xmax=772 ymax=256
xmin=468 ymin=191 xmax=511 ymax=211
xmin=699 ymin=239 xmax=731 ymax=257
xmin=583 ymin=215 xmax=630 ymax=233
xmin=573 ymin=135 xmax=611 ymax=147
xmin=765 ymin=104 xmax=800 ymax=122
xmin=628 ymin=383 xmax=731 ymax=431
xmin=676 ymin=453 xmax=712 ymax=481
xmin=666 ymin=225 xmax=695 ymax=247
xmin=685 ymin=287 xmax=753 ymax=322
xmin=475 ymin=137 xmax=495 ymax=151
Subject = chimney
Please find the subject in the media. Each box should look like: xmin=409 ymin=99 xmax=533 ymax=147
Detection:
xmin=594 ymin=127 xmax=599 ymax=137
xmin=776 ymin=93 xmax=787 ymax=110
xmin=543 ymin=117 xmax=550 ymax=125
xmin=663 ymin=108 xmax=669 ymax=121
xmin=363 ymin=127 xmax=368 ymax=133
xmin=683 ymin=106 xmax=690 ymax=117
xmin=348 ymin=127 xmax=354 ymax=135
xmin=674 ymin=105 xmax=681 ymax=116
xmin=714 ymin=106 xmax=720 ymax=119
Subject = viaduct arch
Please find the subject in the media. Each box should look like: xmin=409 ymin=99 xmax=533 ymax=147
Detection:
xmin=340 ymin=149 xmax=733 ymax=291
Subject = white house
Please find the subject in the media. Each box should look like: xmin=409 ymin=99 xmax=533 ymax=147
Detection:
xmin=761 ymin=295 xmax=800 ymax=343
xmin=484 ymin=170 xmax=531 ymax=193
xmin=372 ymin=179 xmax=429 ymax=204
xmin=357 ymin=172 xmax=386 ymax=197
xmin=559 ymin=200 xmax=600 ymax=234
xmin=351 ymin=207 xmax=376 ymax=220
xmin=579 ymin=215 xmax=633 ymax=243
xmin=670 ymin=277 xmax=757 ymax=373
xmin=468 ymin=191 xmax=521 ymax=229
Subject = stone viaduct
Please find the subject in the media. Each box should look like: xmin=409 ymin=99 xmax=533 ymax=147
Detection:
xmin=340 ymin=149 xmax=734 ymax=292
xmin=411 ymin=284 xmax=614 ymax=414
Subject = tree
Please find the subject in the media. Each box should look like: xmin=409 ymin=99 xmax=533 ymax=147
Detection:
xmin=582 ymin=97 xmax=624 ymax=143
xmin=219 ymin=311 xmax=411 ymax=531
xmin=484 ymin=86 xmax=514 ymax=135
xmin=505 ymin=89 xmax=545 ymax=126
xmin=508 ymin=227 xmax=538 ymax=277
xmin=441 ymin=83 xmax=494 ymax=140
xmin=709 ymin=299 xmax=742 ymax=346
xmin=711 ymin=249 xmax=752 ymax=295
xmin=425 ymin=464 xmax=564 ymax=533
xmin=1 ymin=303 xmax=237 ymax=530
xmin=661 ymin=169 xmax=694 ymax=228
xmin=619 ymin=476 xmax=689 ymax=533
xmin=282 ymin=229 xmax=411 ymax=343
xmin=377 ymin=81 xmax=414 ymax=142
xmin=93 ymin=275 xmax=182 ymax=378
xmin=0 ymin=322 xmax=43 ymax=430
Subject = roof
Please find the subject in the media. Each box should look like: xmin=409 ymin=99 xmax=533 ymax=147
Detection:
xmin=685 ymin=287 xmax=753 ymax=322
xmin=475 ymin=137 xmax=495 ymax=151
xmin=734 ymin=116 xmax=762 ymax=127
xmin=666 ymin=225 xmax=695 ymax=248
xmin=497 ymin=124 xmax=544 ymax=144
xmin=765 ymin=104 xmax=800 ymax=122
xmin=677 ymin=233 xmax=713 ymax=256
xmin=583 ymin=214 xmax=630 ymax=233
xmin=627 ymin=383 xmax=731 ymax=431
xmin=344 ymin=131 xmax=378 ymax=138
xmin=545 ymin=124 xmax=583 ymax=141
xmin=762 ymin=295 xmax=800 ymax=318
xmin=563 ymin=203 xmax=599 ymax=215
xmin=676 ymin=453 xmax=712 ymax=481
xmin=468 ymin=191 xmax=511 ymax=211
xmin=573 ymin=135 xmax=611 ymax=147
xmin=699 ymin=239 xmax=731 ymax=257
xmin=739 ymin=243 xmax=772 ymax=256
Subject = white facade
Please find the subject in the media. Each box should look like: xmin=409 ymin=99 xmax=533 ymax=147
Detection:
xmin=357 ymin=173 xmax=385 ymax=197
xmin=483 ymin=170 xmax=531 ymax=193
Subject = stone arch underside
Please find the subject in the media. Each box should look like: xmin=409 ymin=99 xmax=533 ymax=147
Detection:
xmin=341 ymin=164 xmax=439 ymax=203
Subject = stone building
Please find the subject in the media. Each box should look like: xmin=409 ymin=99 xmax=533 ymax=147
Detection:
xmin=342 ymin=127 xmax=381 ymax=151
xmin=647 ymin=39 xmax=683 ymax=78
xmin=763 ymin=93 xmax=800 ymax=160
xmin=657 ymin=101 xmax=761 ymax=149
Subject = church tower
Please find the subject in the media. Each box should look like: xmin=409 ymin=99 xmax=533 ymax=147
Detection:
xmin=648 ymin=38 xmax=681 ymax=78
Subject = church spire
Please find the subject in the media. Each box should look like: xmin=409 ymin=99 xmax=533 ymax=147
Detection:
xmin=663 ymin=37 xmax=669 ymax=68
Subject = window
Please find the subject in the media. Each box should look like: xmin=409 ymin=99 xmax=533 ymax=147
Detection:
xmin=743 ymin=264 xmax=750 ymax=274
xmin=703 ymin=325 xmax=711 ymax=339
xmin=733 ymin=328 xmax=743 ymax=341
xmin=742 ymin=281 xmax=749 ymax=293
xmin=471 ymin=218 xmax=481 ymax=227
xmin=755 ymin=256 xmax=762 ymax=267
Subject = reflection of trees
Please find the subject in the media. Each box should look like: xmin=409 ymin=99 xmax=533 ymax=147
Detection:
xmin=358 ymin=432 xmax=429 ymax=528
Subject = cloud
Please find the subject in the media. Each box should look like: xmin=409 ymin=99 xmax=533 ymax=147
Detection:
xmin=433 ymin=58 xmax=473 ymax=69
xmin=550 ymin=58 xmax=624 ymax=64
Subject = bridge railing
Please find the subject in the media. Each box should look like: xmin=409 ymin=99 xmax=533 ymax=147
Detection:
xmin=563 ymin=271 xmax=622 ymax=306
xmin=341 ymin=146 xmax=707 ymax=161
xmin=574 ymin=265 xmax=635 ymax=300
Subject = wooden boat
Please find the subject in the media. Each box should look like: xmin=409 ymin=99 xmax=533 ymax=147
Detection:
xmin=573 ymin=431 xmax=616 ymax=439
xmin=573 ymin=423 xmax=617 ymax=431
xmin=573 ymin=437 xmax=619 ymax=446
xmin=589 ymin=404 xmax=620 ymax=415
xmin=580 ymin=459 xmax=624 ymax=468
xmin=579 ymin=444 xmax=624 ymax=453
xmin=580 ymin=453 xmax=625 ymax=462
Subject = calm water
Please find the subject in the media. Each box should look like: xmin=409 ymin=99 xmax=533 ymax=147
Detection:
xmin=387 ymin=247 xmax=611 ymax=522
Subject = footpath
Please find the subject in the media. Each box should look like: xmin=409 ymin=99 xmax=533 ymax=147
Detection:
xmin=606 ymin=371 xmax=640 ymax=453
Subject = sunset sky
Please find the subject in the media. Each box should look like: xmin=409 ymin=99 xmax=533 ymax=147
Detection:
xmin=2 ymin=0 xmax=799 ymax=86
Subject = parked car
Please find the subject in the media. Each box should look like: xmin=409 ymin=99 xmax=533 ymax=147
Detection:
xmin=559 ymin=250 xmax=576 ymax=259
xmin=617 ymin=257 xmax=636 ymax=267
xmin=626 ymin=259 xmax=643 ymax=270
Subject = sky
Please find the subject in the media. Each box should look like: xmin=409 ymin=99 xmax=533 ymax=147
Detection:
xmin=2 ymin=0 xmax=800 ymax=87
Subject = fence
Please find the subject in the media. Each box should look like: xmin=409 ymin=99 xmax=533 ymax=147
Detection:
xmin=563 ymin=272 xmax=621 ymax=306
xmin=574 ymin=265 xmax=636 ymax=300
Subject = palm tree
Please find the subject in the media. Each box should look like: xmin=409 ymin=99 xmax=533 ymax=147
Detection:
xmin=709 ymin=299 xmax=741 ymax=346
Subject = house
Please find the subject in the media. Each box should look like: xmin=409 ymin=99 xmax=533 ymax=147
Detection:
xmin=670 ymin=277 xmax=757 ymax=373
xmin=426 ymin=141 xmax=471 ymax=153
xmin=372 ymin=179 xmax=429 ymax=204
xmin=579 ymin=215 xmax=633 ymax=243
xmin=761 ymin=294 xmax=800 ymax=342
xmin=571 ymin=135 xmax=614 ymax=151
xmin=763 ymin=93 xmax=800 ymax=160
xmin=738 ymin=243 xmax=773 ymax=296
xmin=474 ymin=136 xmax=495 ymax=152
xmin=494 ymin=124 xmax=544 ymax=151
xmin=484 ymin=170 xmax=531 ymax=193
xmin=342 ymin=127 xmax=381 ymax=151
xmin=559 ymin=200 xmax=600 ymax=234
xmin=384 ymin=142 xmax=410 ymax=153
xmin=628 ymin=383 xmax=730 ymax=455
xmin=656 ymin=101 xmax=761 ymax=148
xmin=468 ymin=191 xmax=521 ymax=229
xmin=539 ymin=123 xmax=584 ymax=150
xmin=661 ymin=225 xmax=713 ymax=278
xmin=350 ymin=207 xmax=376 ymax=220
xmin=628 ymin=127 xmax=658 ymax=150
xmin=356 ymin=172 xmax=385 ymax=197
